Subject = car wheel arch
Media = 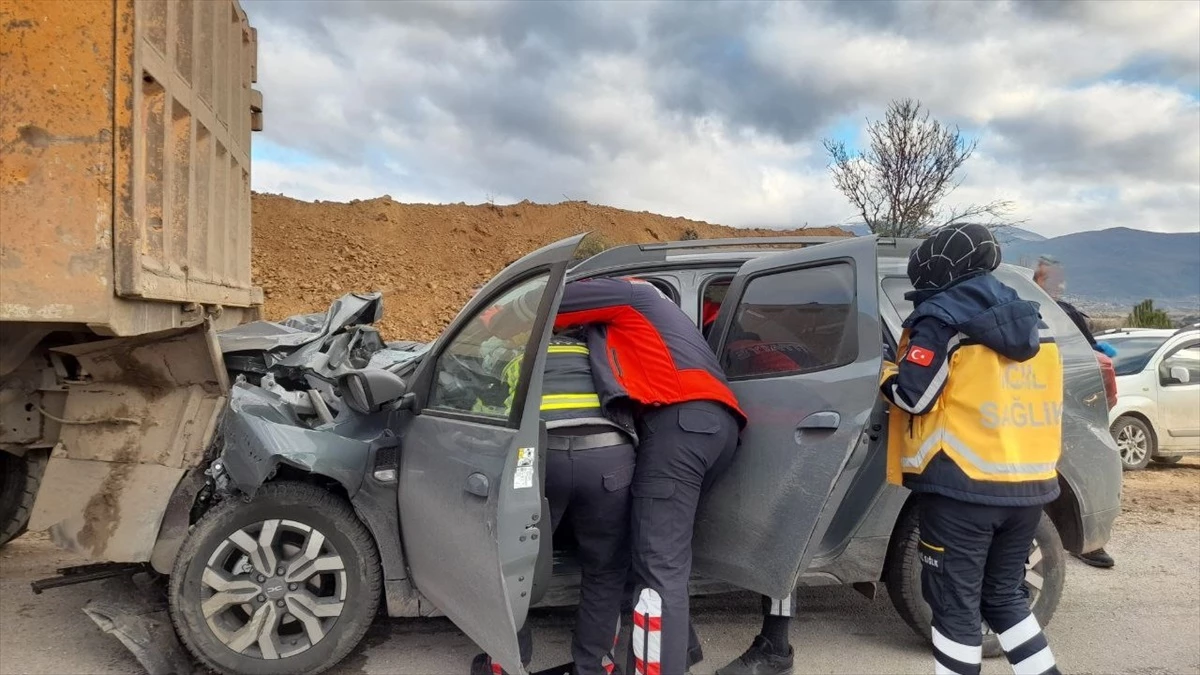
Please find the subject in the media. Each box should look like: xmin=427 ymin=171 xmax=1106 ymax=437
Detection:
xmin=1113 ymin=410 xmax=1159 ymax=449
xmin=881 ymin=474 xmax=1086 ymax=567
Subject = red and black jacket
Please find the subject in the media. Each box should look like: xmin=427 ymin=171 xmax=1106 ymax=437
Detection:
xmin=554 ymin=278 xmax=747 ymax=427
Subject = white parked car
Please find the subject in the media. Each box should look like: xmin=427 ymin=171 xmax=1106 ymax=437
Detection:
xmin=1103 ymin=325 xmax=1200 ymax=470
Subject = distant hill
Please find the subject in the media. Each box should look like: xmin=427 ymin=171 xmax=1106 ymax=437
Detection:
xmin=835 ymin=223 xmax=1046 ymax=244
xmin=831 ymin=223 xmax=1198 ymax=313
xmin=992 ymin=225 xmax=1047 ymax=244
xmin=1003 ymin=228 xmax=1200 ymax=312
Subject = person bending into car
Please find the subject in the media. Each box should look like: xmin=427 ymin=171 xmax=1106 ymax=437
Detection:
xmin=508 ymin=276 xmax=745 ymax=675
xmin=471 ymin=329 xmax=636 ymax=675
xmin=881 ymin=224 xmax=1063 ymax=675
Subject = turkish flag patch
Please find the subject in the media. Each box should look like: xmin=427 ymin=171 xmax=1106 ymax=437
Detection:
xmin=906 ymin=346 xmax=935 ymax=367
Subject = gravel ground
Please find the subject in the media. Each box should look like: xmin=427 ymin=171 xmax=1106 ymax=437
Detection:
xmin=2 ymin=461 xmax=1197 ymax=675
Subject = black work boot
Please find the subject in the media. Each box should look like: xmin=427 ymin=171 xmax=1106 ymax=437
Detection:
xmin=1072 ymin=548 xmax=1115 ymax=569
xmin=715 ymin=636 xmax=794 ymax=675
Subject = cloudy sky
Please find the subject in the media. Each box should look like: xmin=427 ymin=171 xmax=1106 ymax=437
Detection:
xmin=243 ymin=0 xmax=1200 ymax=238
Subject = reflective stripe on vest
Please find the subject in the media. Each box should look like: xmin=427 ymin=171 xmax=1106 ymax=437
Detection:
xmin=886 ymin=330 xmax=1064 ymax=485
xmin=502 ymin=340 xmax=604 ymax=419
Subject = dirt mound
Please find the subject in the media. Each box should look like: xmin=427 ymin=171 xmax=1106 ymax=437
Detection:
xmin=251 ymin=193 xmax=847 ymax=340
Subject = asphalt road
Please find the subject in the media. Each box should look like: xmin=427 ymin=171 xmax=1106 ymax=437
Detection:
xmin=2 ymin=471 xmax=1198 ymax=675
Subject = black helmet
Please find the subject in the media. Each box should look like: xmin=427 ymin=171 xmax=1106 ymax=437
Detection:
xmin=907 ymin=223 xmax=1002 ymax=291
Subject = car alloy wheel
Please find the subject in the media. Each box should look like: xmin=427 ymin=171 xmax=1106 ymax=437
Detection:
xmin=1116 ymin=424 xmax=1148 ymax=466
xmin=201 ymin=519 xmax=347 ymax=660
xmin=1112 ymin=415 xmax=1154 ymax=471
xmin=170 ymin=481 xmax=381 ymax=675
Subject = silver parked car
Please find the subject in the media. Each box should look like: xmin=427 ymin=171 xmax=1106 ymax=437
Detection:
xmin=157 ymin=235 xmax=1120 ymax=675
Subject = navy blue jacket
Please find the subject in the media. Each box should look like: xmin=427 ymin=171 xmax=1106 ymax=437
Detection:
xmin=883 ymin=274 xmax=1061 ymax=506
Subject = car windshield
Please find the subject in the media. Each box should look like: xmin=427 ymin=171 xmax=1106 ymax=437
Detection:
xmin=1106 ymin=336 xmax=1169 ymax=376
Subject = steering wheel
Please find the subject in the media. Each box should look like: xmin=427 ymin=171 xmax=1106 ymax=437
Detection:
xmin=438 ymin=352 xmax=508 ymax=409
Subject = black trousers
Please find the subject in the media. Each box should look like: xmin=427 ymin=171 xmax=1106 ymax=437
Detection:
xmin=517 ymin=436 xmax=636 ymax=675
xmin=919 ymin=493 xmax=1060 ymax=675
xmin=629 ymin=401 xmax=740 ymax=675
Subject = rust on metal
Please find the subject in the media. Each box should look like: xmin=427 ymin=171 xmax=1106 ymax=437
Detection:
xmin=2 ymin=0 xmax=264 ymax=335
xmin=27 ymin=323 xmax=227 ymax=561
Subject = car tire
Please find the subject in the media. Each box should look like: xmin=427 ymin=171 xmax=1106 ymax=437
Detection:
xmin=1152 ymin=455 xmax=1184 ymax=465
xmin=0 ymin=450 xmax=48 ymax=548
xmin=170 ymin=482 xmax=381 ymax=675
xmin=884 ymin=504 xmax=1066 ymax=659
xmin=1112 ymin=416 xmax=1154 ymax=471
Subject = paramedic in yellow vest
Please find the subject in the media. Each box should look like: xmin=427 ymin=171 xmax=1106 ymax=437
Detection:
xmin=471 ymin=330 xmax=636 ymax=675
xmin=880 ymin=224 xmax=1063 ymax=675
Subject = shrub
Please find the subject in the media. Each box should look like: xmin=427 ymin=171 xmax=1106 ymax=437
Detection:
xmin=1126 ymin=299 xmax=1174 ymax=329
xmin=681 ymin=227 xmax=701 ymax=241
xmin=574 ymin=234 xmax=613 ymax=260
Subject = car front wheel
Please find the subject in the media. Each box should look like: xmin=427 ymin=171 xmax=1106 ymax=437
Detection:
xmin=1112 ymin=416 xmax=1154 ymax=471
xmin=884 ymin=505 xmax=1066 ymax=659
xmin=170 ymin=482 xmax=381 ymax=675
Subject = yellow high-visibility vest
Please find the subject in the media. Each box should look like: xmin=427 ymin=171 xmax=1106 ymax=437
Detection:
xmin=885 ymin=331 xmax=1064 ymax=486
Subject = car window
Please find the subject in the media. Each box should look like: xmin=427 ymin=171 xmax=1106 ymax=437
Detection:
xmin=1106 ymin=336 xmax=1170 ymax=376
xmin=428 ymin=273 xmax=550 ymax=420
xmin=881 ymin=276 xmax=914 ymax=321
xmin=1160 ymin=342 xmax=1200 ymax=386
xmin=642 ymin=277 xmax=679 ymax=305
xmin=701 ymin=276 xmax=734 ymax=337
xmin=721 ymin=263 xmax=857 ymax=379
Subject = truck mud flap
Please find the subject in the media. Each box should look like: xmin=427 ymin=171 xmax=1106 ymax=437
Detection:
xmin=81 ymin=574 xmax=194 ymax=675
xmin=27 ymin=323 xmax=228 ymax=563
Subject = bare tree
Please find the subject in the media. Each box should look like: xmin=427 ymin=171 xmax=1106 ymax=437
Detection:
xmin=824 ymin=98 xmax=1023 ymax=238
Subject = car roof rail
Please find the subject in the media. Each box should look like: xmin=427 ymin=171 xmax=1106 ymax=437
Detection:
xmin=570 ymin=235 xmax=855 ymax=277
xmin=1172 ymin=322 xmax=1200 ymax=337
xmin=637 ymin=236 xmax=846 ymax=251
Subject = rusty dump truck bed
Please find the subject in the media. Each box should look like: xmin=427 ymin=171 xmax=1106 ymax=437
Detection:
xmin=1 ymin=0 xmax=264 ymax=336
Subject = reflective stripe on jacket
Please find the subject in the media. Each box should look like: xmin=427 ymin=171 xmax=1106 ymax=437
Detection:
xmin=886 ymin=331 xmax=1063 ymax=493
xmin=880 ymin=273 xmax=1063 ymax=507
xmin=502 ymin=337 xmax=625 ymax=433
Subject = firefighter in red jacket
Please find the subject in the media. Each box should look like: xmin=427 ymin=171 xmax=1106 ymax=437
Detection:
xmin=509 ymin=276 xmax=745 ymax=675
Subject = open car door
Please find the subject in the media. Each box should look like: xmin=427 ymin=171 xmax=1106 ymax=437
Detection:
xmin=397 ymin=235 xmax=583 ymax=674
xmin=694 ymin=235 xmax=882 ymax=599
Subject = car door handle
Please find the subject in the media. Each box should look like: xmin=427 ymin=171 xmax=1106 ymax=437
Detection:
xmin=465 ymin=473 xmax=490 ymax=497
xmin=797 ymin=411 xmax=841 ymax=431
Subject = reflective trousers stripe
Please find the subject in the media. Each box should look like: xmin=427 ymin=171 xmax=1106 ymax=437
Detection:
xmin=633 ymin=589 xmax=662 ymax=675
xmin=1000 ymin=614 xmax=1057 ymax=675
xmin=998 ymin=614 xmax=1041 ymax=652
xmin=767 ymin=595 xmax=794 ymax=617
xmin=1012 ymin=647 xmax=1056 ymax=675
xmin=932 ymin=626 xmax=982 ymax=665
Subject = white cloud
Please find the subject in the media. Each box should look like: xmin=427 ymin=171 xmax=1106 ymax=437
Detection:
xmin=244 ymin=0 xmax=1200 ymax=236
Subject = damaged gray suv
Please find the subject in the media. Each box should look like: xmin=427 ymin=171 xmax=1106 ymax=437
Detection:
xmin=165 ymin=235 xmax=1121 ymax=675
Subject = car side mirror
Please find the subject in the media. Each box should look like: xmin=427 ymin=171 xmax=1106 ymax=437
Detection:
xmin=1169 ymin=366 xmax=1191 ymax=385
xmin=338 ymin=370 xmax=409 ymax=414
